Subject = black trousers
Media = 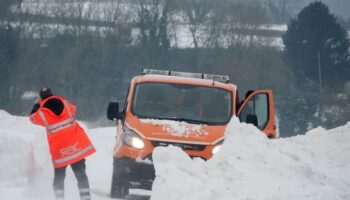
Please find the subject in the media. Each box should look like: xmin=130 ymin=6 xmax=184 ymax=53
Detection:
xmin=53 ymin=159 xmax=91 ymax=200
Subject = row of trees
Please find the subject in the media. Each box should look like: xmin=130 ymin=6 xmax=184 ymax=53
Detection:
xmin=0 ymin=0 xmax=275 ymax=107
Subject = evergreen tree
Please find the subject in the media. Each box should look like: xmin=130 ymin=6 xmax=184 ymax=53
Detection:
xmin=283 ymin=1 xmax=350 ymax=90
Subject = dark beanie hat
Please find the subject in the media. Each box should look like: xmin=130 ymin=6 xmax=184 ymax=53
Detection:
xmin=39 ymin=87 xmax=53 ymax=100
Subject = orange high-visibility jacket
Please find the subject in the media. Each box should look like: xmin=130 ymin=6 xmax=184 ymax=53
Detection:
xmin=29 ymin=96 xmax=96 ymax=168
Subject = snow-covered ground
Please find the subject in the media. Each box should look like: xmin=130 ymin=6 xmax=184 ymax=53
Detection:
xmin=0 ymin=110 xmax=349 ymax=199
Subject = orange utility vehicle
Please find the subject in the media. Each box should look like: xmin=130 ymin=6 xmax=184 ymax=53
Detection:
xmin=107 ymin=69 xmax=276 ymax=198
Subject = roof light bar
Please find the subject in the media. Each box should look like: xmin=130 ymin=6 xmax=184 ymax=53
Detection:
xmin=171 ymin=71 xmax=203 ymax=79
xmin=142 ymin=68 xmax=230 ymax=83
xmin=203 ymin=74 xmax=230 ymax=82
xmin=142 ymin=69 xmax=170 ymax=75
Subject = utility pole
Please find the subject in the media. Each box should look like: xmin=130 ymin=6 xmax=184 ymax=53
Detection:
xmin=317 ymin=50 xmax=323 ymax=125
xmin=317 ymin=50 xmax=322 ymax=93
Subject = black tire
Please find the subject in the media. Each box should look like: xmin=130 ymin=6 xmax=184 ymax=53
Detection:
xmin=110 ymin=158 xmax=129 ymax=199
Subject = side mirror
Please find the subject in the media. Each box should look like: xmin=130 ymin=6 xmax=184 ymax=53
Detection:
xmin=246 ymin=114 xmax=258 ymax=127
xmin=107 ymin=102 xmax=121 ymax=121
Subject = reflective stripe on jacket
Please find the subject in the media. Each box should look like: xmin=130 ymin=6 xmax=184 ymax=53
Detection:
xmin=29 ymin=96 xmax=96 ymax=168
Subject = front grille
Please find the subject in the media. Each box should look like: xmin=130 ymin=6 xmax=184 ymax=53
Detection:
xmin=151 ymin=141 xmax=206 ymax=151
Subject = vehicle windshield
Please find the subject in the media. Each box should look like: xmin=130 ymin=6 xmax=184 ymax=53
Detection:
xmin=132 ymin=82 xmax=232 ymax=125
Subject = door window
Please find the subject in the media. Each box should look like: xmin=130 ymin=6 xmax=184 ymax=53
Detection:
xmin=239 ymin=93 xmax=268 ymax=129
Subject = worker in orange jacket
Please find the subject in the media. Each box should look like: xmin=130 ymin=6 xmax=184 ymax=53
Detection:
xmin=29 ymin=87 xmax=96 ymax=200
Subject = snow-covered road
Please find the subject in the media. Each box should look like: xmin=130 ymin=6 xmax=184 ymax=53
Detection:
xmin=0 ymin=110 xmax=349 ymax=200
xmin=0 ymin=110 xmax=150 ymax=200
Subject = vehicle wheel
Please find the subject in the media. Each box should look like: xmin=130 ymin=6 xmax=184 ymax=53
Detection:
xmin=110 ymin=158 xmax=129 ymax=199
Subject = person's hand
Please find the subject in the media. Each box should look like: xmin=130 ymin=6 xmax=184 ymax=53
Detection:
xmin=34 ymin=97 xmax=41 ymax=103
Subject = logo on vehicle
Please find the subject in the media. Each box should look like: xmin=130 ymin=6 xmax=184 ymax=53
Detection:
xmin=162 ymin=124 xmax=209 ymax=138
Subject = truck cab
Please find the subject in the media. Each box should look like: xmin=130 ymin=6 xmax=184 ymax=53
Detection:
xmin=107 ymin=69 xmax=276 ymax=198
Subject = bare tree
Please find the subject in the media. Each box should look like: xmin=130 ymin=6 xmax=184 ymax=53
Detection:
xmin=178 ymin=0 xmax=210 ymax=71
xmin=136 ymin=0 xmax=171 ymax=68
xmin=182 ymin=0 xmax=210 ymax=49
xmin=204 ymin=2 xmax=225 ymax=49
xmin=221 ymin=0 xmax=270 ymax=48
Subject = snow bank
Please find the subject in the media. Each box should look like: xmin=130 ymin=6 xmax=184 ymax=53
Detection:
xmin=0 ymin=110 xmax=115 ymax=200
xmin=0 ymin=110 xmax=54 ymax=199
xmin=151 ymin=118 xmax=350 ymax=200
xmin=1 ymin=110 xmax=350 ymax=200
xmin=0 ymin=110 xmax=50 ymax=182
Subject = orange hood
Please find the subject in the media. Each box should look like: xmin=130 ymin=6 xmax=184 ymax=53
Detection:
xmin=125 ymin=114 xmax=226 ymax=145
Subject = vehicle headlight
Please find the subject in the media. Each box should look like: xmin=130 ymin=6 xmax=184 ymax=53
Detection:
xmin=212 ymin=145 xmax=222 ymax=155
xmin=123 ymin=127 xmax=145 ymax=149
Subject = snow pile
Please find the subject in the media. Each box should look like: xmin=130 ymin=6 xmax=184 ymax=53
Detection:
xmin=151 ymin=117 xmax=350 ymax=200
xmin=0 ymin=110 xmax=51 ymax=182
xmin=1 ymin=110 xmax=350 ymax=200
xmin=0 ymin=110 xmax=115 ymax=200
xmin=0 ymin=110 xmax=55 ymax=199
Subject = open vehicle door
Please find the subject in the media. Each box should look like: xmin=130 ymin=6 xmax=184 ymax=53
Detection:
xmin=238 ymin=90 xmax=276 ymax=138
